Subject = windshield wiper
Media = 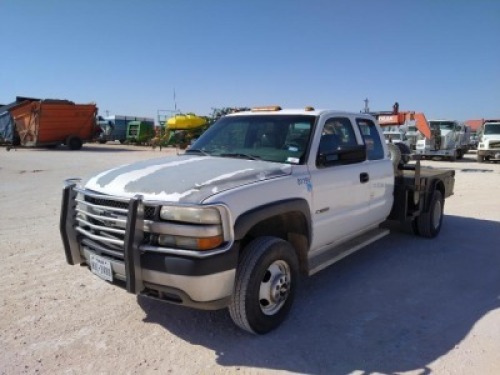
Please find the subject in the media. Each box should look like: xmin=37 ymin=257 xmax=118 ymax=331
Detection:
xmin=185 ymin=148 xmax=210 ymax=156
xmin=220 ymin=152 xmax=261 ymax=160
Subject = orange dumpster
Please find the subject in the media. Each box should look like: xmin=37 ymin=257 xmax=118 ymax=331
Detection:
xmin=10 ymin=99 xmax=98 ymax=150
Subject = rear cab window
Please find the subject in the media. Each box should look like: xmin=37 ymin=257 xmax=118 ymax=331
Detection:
xmin=356 ymin=118 xmax=385 ymax=160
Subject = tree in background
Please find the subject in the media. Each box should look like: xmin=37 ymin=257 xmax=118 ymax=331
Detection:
xmin=210 ymin=107 xmax=250 ymax=123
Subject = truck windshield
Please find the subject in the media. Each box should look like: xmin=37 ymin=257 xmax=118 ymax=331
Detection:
xmin=484 ymin=124 xmax=500 ymax=135
xmin=189 ymin=114 xmax=315 ymax=164
xmin=429 ymin=121 xmax=456 ymax=131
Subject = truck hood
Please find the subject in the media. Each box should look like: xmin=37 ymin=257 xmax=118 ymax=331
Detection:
xmin=483 ymin=134 xmax=500 ymax=142
xmin=84 ymin=155 xmax=292 ymax=203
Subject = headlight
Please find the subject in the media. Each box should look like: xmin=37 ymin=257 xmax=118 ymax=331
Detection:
xmin=160 ymin=206 xmax=221 ymax=224
xmin=156 ymin=205 xmax=226 ymax=251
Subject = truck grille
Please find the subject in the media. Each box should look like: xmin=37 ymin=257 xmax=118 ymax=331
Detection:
xmin=407 ymin=135 xmax=417 ymax=150
xmin=74 ymin=189 xmax=155 ymax=260
xmin=489 ymin=141 xmax=500 ymax=149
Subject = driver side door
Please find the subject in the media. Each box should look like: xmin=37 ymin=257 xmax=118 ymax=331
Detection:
xmin=309 ymin=116 xmax=373 ymax=251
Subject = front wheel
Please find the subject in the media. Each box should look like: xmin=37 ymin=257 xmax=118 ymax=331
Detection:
xmin=416 ymin=190 xmax=444 ymax=238
xmin=229 ymin=237 xmax=299 ymax=334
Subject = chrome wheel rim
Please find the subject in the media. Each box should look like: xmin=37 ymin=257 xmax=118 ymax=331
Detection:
xmin=432 ymin=199 xmax=442 ymax=230
xmin=259 ymin=260 xmax=291 ymax=315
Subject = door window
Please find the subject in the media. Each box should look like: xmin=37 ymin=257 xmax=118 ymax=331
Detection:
xmin=319 ymin=117 xmax=358 ymax=155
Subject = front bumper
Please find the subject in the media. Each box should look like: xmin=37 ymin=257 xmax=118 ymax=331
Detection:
xmin=414 ymin=149 xmax=456 ymax=157
xmin=477 ymin=149 xmax=500 ymax=159
xmin=60 ymin=181 xmax=237 ymax=310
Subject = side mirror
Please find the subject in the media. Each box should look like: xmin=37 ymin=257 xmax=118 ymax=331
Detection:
xmin=317 ymin=144 xmax=367 ymax=167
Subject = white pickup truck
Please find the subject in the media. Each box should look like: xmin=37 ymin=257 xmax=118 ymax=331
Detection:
xmin=60 ymin=106 xmax=455 ymax=334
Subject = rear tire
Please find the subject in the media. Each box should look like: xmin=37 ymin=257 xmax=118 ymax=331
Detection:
xmin=66 ymin=136 xmax=82 ymax=150
xmin=387 ymin=143 xmax=402 ymax=169
xmin=416 ymin=190 xmax=444 ymax=238
xmin=229 ymin=237 xmax=299 ymax=334
xmin=395 ymin=143 xmax=411 ymax=165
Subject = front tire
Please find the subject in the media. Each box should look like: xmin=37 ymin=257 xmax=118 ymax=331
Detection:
xmin=229 ymin=237 xmax=299 ymax=334
xmin=416 ymin=190 xmax=444 ymax=238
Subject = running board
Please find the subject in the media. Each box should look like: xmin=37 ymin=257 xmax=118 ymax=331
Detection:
xmin=308 ymin=228 xmax=390 ymax=276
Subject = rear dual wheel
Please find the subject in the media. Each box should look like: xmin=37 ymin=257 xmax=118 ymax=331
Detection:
xmin=415 ymin=190 xmax=444 ymax=238
xmin=229 ymin=237 xmax=299 ymax=334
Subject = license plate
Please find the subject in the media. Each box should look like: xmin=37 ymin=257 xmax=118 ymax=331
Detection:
xmin=89 ymin=253 xmax=113 ymax=282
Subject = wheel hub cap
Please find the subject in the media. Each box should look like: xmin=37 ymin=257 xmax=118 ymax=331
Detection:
xmin=259 ymin=260 xmax=291 ymax=315
xmin=432 ymin=200 xmax=442 ymax=229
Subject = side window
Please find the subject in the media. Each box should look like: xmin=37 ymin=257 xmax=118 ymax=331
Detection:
xmin=317 ymin=117 xmax=362 ymax=167
xmin=319 ymin=117 xmax=357 ymax=153
xmin=356 ymin=118 xmax=384 ymax=160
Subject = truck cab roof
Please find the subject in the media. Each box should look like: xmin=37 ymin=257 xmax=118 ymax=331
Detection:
xmin=226 ymin=106 xmax=376 ymax=120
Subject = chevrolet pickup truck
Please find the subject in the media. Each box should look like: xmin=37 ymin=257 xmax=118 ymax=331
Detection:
xmin=60 ymin=106 xmax=455 ymax=334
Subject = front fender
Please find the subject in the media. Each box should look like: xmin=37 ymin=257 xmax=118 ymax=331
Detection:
xmin=233 ymin=198 xmax=311 ymax=242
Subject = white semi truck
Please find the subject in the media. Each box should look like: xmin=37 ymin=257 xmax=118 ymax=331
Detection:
xmin=61 ymin=106 xmax=455 ymax=334
xmin=414 ymin=120 xmax=471 ymax=161
xmin=477 ymin=120 xmax=500 ymax=162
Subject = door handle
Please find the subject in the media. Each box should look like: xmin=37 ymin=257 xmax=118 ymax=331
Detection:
xmin=360 ymin=172 xmax=369 ymax=183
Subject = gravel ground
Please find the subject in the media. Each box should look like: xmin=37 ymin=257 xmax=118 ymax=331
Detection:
xmin=0 ymin=144 xmax=499 ymax=375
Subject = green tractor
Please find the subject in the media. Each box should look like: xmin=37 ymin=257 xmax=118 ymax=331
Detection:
xmin=126 ymin=120 xmax=155 ymax=145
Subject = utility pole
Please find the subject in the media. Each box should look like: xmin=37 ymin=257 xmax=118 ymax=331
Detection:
xmin=363 ymin=98 xmax=370 ymax=113
xmin=173 ymin=88 xmax=177 ymax=112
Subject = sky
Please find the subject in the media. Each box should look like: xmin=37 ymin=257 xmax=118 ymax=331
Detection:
xmin=1 ymin=0 xmax=499 ymax=122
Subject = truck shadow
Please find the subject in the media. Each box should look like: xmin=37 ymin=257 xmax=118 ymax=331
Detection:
xmin=138 ymin=215 xmax=500 ymax=374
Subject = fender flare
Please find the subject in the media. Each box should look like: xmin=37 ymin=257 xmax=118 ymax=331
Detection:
xmin=233 ymin=198 xmax=311 ymax=242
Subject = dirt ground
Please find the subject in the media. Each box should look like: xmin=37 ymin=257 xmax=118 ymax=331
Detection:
xmin=1 ymin=144 xmax=499 ymax=375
